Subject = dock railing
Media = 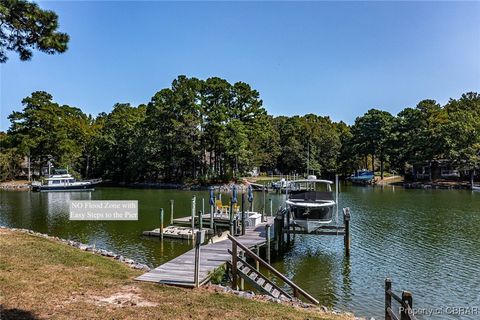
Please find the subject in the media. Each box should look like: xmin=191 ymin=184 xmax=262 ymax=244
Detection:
xmin=385 ymin=278 xmax=417 ymax=320
xmin=228 ymin=234 xmax=319 ymax=305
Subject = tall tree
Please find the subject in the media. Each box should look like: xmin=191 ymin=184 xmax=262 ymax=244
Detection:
xmin=7 ymin=91 xmax=89 ymax=176
xmin=0 ymin=0 xmax=69 ymax=62
xmin=350 ymin=109 xmax=394 ymax=179
xmin=444 ymin=92 xmax=480 ymax=185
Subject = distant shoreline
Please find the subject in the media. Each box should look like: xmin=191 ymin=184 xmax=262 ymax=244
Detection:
xmin=1 ymin=178 xmax=476 ymax=192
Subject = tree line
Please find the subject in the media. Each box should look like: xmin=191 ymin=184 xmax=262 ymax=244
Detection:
xmin=1 ymin=76 xmax=479 ymax=183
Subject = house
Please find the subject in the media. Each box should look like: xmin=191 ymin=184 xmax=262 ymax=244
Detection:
xmin=413 ymin=160 xmax=470 ymax=181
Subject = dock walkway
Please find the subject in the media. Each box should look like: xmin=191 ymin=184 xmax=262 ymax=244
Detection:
xmin=136 ymin=217 xmax=274 ymax=287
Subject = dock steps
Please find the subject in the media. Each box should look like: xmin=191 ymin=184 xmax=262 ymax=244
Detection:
xmin=233 ymin=256 xmax=292 ymax=301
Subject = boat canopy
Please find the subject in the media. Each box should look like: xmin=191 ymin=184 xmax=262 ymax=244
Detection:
xmin=288 ymin=179 xmax=333 ymax=185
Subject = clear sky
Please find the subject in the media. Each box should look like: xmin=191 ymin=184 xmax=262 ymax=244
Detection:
xmin=1 ymin=1 xmax=479 ymax=131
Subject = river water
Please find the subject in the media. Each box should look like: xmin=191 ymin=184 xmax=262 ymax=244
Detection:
xmin=1 ymin=185 xmax=479 ymax=319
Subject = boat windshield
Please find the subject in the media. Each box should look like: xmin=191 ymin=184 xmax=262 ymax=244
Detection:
xmin=291 ymin=206 xmax=333 ymax=221
xmin=289 ymin=181 xmax=331 ymax=192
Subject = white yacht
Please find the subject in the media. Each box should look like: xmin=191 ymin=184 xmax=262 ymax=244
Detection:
xmin=31 ymin=169 xmax=101 ymax=192
xmin=286 ymin=176 xmax=337 ymax=233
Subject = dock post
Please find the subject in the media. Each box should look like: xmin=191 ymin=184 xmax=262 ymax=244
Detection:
xmin=266 ymin=224 xmax=271 ymax=264
xmin=210 ymin=203 xmax=214 ymax=229
xmin=199 ymin=210 xmax=203 ymax=231
xmin=241 ymin=193 xmax=246 ymax=236
xmin=191 ymin=196 xmax=196 ymax=240
xmin=194 ymin=230 xmax=201 ymax=288
xmin=160 ymin=208 xmax=164 ymax=241
xmin=343 ymin=207 xmax=351 ymax=256
xmin=170 ymin=200 xmax=174 ymax=225
xmin=274 ymin=218 xmax=279 ymax=252
xmin=231 ymin=241 xmax=238 ymax=290
xmin=254 ymin=245 xmax=260 ymax=271
xmin=385 ymin=278 xmax=392 ymax=320
xmin=401 ymin=291 xmax=413 ymax=320
xmin=269 ymin=198 xmax=273 ymax=216
xmin=202 ymin=197 xmax=205 ymax=221
xmin=239 ymin=251 xmax=245 ymax=290
xmin=262 ymin=184 xmax=266 ymax=221
xmin=229 ymin=200 xmax=234 ymax=236
xmin=286 ymin=208 xmax=291 ymax=245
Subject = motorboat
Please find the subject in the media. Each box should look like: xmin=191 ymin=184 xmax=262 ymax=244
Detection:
xmin=349 ymin=169 xmax=375 ymax=184
xmin=31 ymin=169 xmax=101 ymax=192
xmin=285 ymin=176 xmax=337 ymax=233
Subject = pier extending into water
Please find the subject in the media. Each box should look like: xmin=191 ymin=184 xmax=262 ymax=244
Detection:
xmin=136 ymin=217 xmax=275 ymax=287
xmin=137 ymin=193 xmax=351 ymax=303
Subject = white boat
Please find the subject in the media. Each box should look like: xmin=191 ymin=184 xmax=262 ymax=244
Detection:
xmin=31 ymin=169 xmax=101 ymax=192
xmin=472 ymin=185 xmax=480 ymax=191
xmin=285 ymin=176 xmax=337 ymax=233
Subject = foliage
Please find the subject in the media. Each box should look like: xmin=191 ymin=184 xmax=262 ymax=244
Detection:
xmin=208 ymin=265 xmax=226 ymax=285
xmin=2 ymin=76 xmax=479 ymax=183
xmin=0 ymin=0 xmax=69 ymax=63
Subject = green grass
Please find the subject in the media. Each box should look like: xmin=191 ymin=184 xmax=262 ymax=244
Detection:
xmin=0 ymin=229 xmax=352 ymax=320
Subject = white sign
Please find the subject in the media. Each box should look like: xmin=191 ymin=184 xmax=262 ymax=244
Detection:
xmin=69 ymin=200 xmax=138 ymax=221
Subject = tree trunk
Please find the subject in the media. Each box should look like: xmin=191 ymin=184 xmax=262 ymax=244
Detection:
xmin=372 ymin=154 xmax=375 ymax=173
xmin=429 ymin=161 xmax=433 ymax=182
xmin=380 ymin=156 xmax=384 ymax=180
xmin=471 ymin=169 xmax=475 ymax=188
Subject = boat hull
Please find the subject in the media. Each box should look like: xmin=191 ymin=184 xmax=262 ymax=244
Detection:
xmin=31 ymin=181 xmax=100 ymax=192
xmin=288 ymin=201 xmax=335 ymax=233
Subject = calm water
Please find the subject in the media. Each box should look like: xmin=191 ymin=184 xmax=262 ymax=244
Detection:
xmin=1 ymin=185 xmax=479 ymax=319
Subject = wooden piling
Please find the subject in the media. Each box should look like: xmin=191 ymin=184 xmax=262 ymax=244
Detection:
xmin=202 ymin=198 xmax=205 ymax=220
xmin=266 ymin=224 xmax=271 ymax=264
xmin=194 ymin=231 xmax=201 ymax=288
xmin=274 ymin=218 xmax=280 ymax=252
xmin=229 ymin=201 xmax=234 ymax=235
xmin=210 ymin=204 xmax=214 ymax=229
xmin=385 ymin=278 xmax=392 ymax=320
xmin=191 ymin=196 xmax=196 ymax=239
xmin=262 ymin=185 xmax=266 ymax=221
xmin=170 ymin=200 xmax=174 ymax=225
xmin=286 ymin=209 xmax=291 ymax=245
xmin=231 ymin=240 xmax=238 ymax=290
xmin=199 ymin=210 xmax=203 ymax=231
xmin=401 ymin=291 xmax=413 ymax=320
xmin=254 ymin=245 xmax=260 ymax=271
xmin=160 ymin=208 xmax=164 ymax=241
xmin=241 ymin=193 xmax=246 ymax=236
xmin=239 ymin=251 xmax=245 ymax=290
xmin=343 ymin=207 xmax=351 ymax=256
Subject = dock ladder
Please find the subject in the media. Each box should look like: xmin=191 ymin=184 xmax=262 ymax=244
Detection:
xmin=227 ymin=234 xmax=319 ymax=304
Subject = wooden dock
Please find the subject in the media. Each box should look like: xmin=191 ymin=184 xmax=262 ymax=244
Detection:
xmin=136 ymin=217 xmax=274 ymax=287
xmin=135 ymin=217 xmax=273 ymax=287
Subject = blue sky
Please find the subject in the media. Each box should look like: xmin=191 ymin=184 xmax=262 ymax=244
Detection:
xmin=1 ymin=1 xmax=479 ymax=131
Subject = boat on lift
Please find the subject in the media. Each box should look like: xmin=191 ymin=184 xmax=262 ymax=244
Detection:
xmin=285 ymin=176 xmax=337 ymax=233
xmin=31 ymin=169 xmax=101 ymax=192
xmin=349 ymin=169 xmax=375 ymax=184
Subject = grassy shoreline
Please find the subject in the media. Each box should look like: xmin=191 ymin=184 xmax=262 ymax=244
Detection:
xmin=0 ymin=228 xmax=353 ymax=320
